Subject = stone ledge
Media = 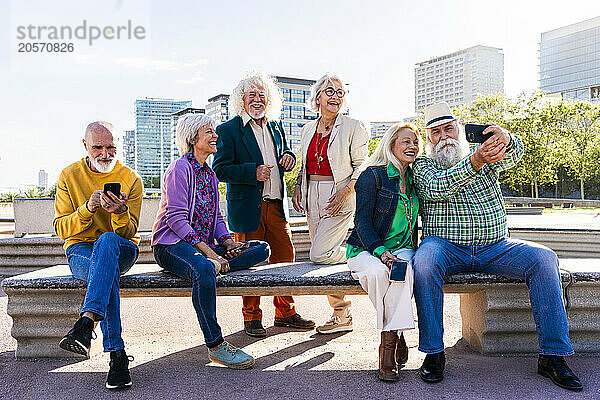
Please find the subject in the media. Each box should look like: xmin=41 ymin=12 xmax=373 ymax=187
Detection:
xmin=3 ymin=259 xmax=600 ymax=358
xmin=3 ymin=228 xmax=600 ymax=277
xmin=6 ymin=261 xmax=594 ymax=293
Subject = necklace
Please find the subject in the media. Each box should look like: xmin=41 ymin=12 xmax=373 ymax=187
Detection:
xmin=314 ymin=131 xmax=329 ymax=167
xmin=313 ymin=116 xmax=335 ymax=167
xmin=319 ymin=116 xmax=335 ymax=133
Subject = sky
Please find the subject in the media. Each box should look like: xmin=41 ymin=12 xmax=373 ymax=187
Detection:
xmin=0 ymin=0 xmax=598 ymax=191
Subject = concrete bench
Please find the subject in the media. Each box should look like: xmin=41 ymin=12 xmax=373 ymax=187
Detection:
xmin=2 ymin=259 xmax=599 ymax=359
xmin=3 ymin=228 xmax=600 ymax=277
xmin=529 ymin=202 xmax=554 ymax=209
xmin=505 ymin=206 xmax=544 ymax=215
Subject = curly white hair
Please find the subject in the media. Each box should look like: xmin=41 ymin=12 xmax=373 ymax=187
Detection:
xmin=229 ymin=71 xmax=283 ymax=121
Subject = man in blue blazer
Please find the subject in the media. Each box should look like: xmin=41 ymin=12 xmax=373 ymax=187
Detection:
xmin=213 ymin=72 xmax=315 ymax=337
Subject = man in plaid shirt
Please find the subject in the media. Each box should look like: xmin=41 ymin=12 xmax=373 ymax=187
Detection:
xmin=411 ymin=102 xmax=581 ymax=391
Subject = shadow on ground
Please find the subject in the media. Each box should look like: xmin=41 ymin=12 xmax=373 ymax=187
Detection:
xmin=1 ymin=330 xmax=599 ymax=400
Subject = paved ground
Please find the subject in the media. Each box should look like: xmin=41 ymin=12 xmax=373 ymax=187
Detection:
xmin=1 ymin=209 xmax=599 ymax=398
xmin=1 ymin=285 xmax=598 ymax=399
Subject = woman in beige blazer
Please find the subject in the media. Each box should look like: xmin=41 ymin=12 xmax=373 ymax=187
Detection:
xmin=291 ymin=73 xmax=369 ymax=334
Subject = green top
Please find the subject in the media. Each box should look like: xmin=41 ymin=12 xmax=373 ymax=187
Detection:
xmin=346 ymin=163 xmax=419 ymax=259
xmin=412 ymin=134 xmax=524 ymax=245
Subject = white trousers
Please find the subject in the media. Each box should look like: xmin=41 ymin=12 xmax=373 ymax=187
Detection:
xmin=347 ymin=248 xmax=415 ymax=331
xmin=307 ymin=179 xmax=354 ymax=316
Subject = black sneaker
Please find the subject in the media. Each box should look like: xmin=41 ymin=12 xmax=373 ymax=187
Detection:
xmin=59 ymin=316 xmax=95 ymax=356
xmin=106 ymin=349 xmax=134 ymax=390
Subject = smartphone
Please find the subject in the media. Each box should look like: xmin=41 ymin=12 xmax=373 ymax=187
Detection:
xmin=103 ymin=183 xmax=121 ymax=198
xmin=465 ymin=123 xmax=493 ymax=143
xmin=390 ymin=260 xmax=408 ymax=282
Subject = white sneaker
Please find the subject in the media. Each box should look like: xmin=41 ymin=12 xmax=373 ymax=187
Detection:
xmin=316 ymin=314 xmax=353 ymax=334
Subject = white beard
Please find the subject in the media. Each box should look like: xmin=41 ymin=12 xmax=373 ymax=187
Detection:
xmin=425 ymin=136 xmax=470 ymax=169
xmin=90 ymin=156 xmax=117 ymax=173
xmin=248 ymin=102 xmax=265 ymax=120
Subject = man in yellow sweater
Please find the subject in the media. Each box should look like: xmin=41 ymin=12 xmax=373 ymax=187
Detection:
xmin=54 ymin=121 xmax=142 ymax=390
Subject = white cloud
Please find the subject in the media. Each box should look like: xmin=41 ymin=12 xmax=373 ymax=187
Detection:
xmin=73 ymin=55 xmax=209 ymax=73
xmin=175 ymin=73 xmax=206 ymax=85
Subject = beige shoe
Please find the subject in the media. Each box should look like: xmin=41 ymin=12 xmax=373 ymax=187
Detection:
xmin=316 ymin=314 xmax=353 ymax=334
xmin=208 ymin=258 xmax=221 ymax=275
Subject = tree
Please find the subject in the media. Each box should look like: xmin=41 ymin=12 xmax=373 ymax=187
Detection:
xmin=284 ymin=151 xmax=302 ymax=197
xmin=368 ymin=138 xmax=381 ymax=156
xmin=503 ymin=93 xmax=558 ymax=198
xmin=552 ymin=101 xmax=600 ymax=200
xmin=455 ymin=92 xmax=559 ymax=198
xmin=455 ymin=93 xmax=508 ymax=125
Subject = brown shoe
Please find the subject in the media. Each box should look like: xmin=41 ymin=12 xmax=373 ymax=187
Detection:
xmin=274 ymin=314 xmax=315 ymax=329
xmin=378 ymin=331 xmax=399 ymax=381
xmin=396 ymin=332 xmax=408 ymax=366
xmin=244 ymin=320 xmax=266 ymax=337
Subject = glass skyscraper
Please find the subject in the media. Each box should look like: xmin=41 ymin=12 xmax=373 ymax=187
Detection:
xmin=135 ymin=97 xmax=192 ymax=189
xmin=539 ymin=16 xmax=600 ymax=102
xmin=276 ymin=76 xmax=318 ymax=152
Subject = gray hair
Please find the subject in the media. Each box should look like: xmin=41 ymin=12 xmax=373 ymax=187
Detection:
xmin=175 ymin=114 xmax=216 ymax=155
xmin=364 ymin=123 xmax=422 ymax=172
xmin=229 ymin=71 xmax=283 ymax=121
xmin=308 ymin=73 xmax=349 ymax=113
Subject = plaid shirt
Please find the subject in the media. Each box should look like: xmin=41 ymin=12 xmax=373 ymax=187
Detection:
xmin=413 ymin=135 xmax=524 ymax=245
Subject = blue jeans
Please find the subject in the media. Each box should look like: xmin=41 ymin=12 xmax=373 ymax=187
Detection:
xmin=66 ymin=232 xmax=139 ymax=352
xmin=412 ymin=236 xmax=573 ymax=356
xmin=152 ymin=240 xmax=270 ymax=348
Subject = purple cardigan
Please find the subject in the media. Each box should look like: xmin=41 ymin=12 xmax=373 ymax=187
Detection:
xmin=151 ymin=156 xmax=229 ymax=246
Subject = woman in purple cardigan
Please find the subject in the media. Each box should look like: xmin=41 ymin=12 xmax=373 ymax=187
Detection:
xmin=152 ymin=114 xmax=269 ymax=370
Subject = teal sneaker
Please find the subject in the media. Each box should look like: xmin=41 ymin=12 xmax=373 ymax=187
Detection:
xmin=208 ymin=341 xmax=255 ymax=369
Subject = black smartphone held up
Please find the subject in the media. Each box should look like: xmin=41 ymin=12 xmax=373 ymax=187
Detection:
xmin=103 ymin=183 xmax=121 ymax=198
xmin=465 ymin=123 xmax=493 ymax=143
xmin=389 ymin=260 xmax=408 ymax=282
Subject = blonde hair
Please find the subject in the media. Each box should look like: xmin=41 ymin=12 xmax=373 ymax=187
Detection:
xmin=364 ymin=123 xmax=422 ymax=172
xmin=229 ymin=71 xmax=283 ymax=121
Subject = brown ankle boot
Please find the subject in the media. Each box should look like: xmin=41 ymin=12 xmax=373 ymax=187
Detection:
xmin=396 ymin=332 xmax=409 ymax=366
xmin=378 ymin=331 xmax=399 ymax=381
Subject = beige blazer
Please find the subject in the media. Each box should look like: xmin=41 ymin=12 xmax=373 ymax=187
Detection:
xmin=296 ymin=114 xmax=369 ymax=212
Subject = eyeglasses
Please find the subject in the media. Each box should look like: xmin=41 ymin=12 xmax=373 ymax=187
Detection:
xmin=323 ymin=87 xmax=345 ymax=98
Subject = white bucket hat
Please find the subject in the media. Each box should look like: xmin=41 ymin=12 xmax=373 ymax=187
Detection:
xmin=423 ymin=102 xmax=456 ymax=128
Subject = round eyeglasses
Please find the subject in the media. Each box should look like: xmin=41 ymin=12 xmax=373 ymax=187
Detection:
xmin=323 ymin=87 xmax=345 ymax=98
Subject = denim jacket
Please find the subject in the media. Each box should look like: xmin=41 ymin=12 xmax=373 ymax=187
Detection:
xmin=347 ymin=165 xmax=413 ymax=253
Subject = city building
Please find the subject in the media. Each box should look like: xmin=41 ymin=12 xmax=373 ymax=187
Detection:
xmin=135 ymin=97 xmax=192 ymax=189
xmin=38 ymin=170 xmax=48 ymax=190
xmin=369 ymin=116 xmax=423 ymax=139
xmin=206 ymin=94 xmax=230 ymax=124
xmin=414 ymin=45 xmax=504 ymax=113
xmin=171 ymin=107 xmax=205 ymax=160
xmin=275 ymin=76 xmax=318 ymax=151
xmin=123 ymin=129 xmax=136 ymax=169
xmin=370 ymin=121 xmax=401 ymax=138
xmin=539 ymin=16 xmax=600 ymax=102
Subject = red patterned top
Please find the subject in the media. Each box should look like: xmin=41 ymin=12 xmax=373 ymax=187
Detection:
xmin=306 ymin=130 xmax=333 ymax=176
xmin=182 ymin=153 xmax=231 ymax=248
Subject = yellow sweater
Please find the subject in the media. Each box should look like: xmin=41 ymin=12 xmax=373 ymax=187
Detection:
xmin=53 ymin=158 xmax=143 ymax=250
